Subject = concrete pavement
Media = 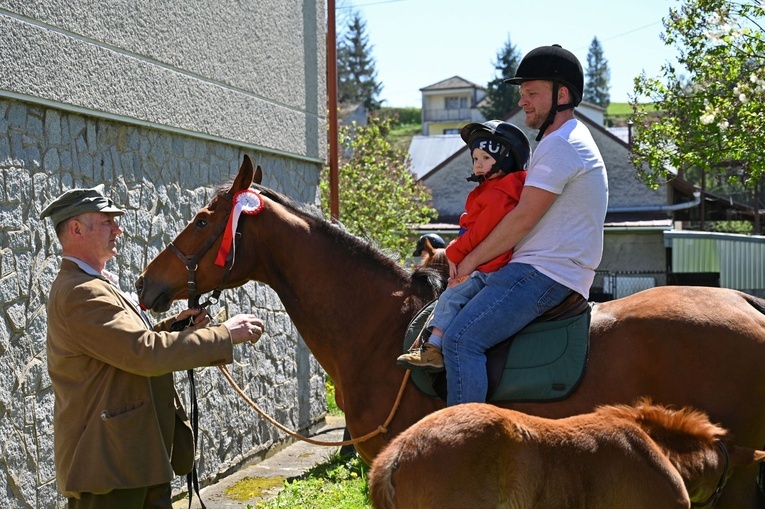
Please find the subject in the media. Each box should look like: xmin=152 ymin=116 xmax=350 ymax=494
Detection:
xmin=172 ymin=415 xmax=347 ymax=508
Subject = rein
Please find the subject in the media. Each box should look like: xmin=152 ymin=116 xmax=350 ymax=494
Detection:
xmin=218 ymin=365 xmax=410 ymax=447
xmin=691 ymin=440 xmax=730 ymax=508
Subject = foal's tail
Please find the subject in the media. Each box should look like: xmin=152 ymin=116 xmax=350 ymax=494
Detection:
xmin=367 ymin=445 xmax=400 ymax=509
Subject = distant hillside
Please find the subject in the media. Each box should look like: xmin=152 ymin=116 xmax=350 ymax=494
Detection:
xmin=605 ymin=102 xmax=658 ymax=127
xmin=380 ymin=107 xmax=422 ymax=152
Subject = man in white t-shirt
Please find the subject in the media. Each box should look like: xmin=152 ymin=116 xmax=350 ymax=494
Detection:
xmin=443 ymin=44 xmax=609 ymax=407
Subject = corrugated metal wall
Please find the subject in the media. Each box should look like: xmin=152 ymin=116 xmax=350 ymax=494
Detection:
xmin=665 ymin=231 xmax=765 ymax=292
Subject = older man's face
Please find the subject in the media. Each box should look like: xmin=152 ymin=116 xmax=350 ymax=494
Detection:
xmin=72 ymin=211 xmax=123 ymax=264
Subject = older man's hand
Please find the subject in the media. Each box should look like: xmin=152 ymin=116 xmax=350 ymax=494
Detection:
xmin=224 ymin=314 xmax=265 ymax=344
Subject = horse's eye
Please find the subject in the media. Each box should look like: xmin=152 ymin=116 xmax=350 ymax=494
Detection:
xmin=195 ymin=218 xmax=208 ymax=228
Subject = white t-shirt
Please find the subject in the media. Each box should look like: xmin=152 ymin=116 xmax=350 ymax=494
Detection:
xmin=510 ymin=119 xmax=608 ymax=298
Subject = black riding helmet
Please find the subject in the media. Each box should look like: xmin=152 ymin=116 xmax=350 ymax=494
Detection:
xmin=460 ymin=120 xmax=531 ymax=183
xmin=413 ymin=233 xmax=446 ymax=256
xmin=504 ymin=44 xmax=584 ymax=141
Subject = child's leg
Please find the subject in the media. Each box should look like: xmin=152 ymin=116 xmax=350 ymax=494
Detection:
xmin=428 ymin=326 xmax=444 ymax=350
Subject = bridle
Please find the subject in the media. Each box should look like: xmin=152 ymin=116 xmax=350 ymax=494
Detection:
xmin=164 ymin=192 xmax=241 ymax=509
xmin=168 ymin=192 xmax=236 ymax=314
xmin=690 ymin=440 xmax=730 ymax=508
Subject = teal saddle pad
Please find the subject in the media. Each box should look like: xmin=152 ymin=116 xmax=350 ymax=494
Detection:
xmin=403 ymin=300 xmax=590 ymax=403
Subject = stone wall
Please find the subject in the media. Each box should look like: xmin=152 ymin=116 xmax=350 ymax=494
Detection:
xmin=0 ymin=97 xmax=327 ymax=508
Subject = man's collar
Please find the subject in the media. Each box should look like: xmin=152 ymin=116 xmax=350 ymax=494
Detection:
xmin=62 ymin=256 xmax=101 ymax=277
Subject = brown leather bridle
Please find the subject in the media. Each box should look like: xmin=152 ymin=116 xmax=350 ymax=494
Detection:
xmin=167 ymin=192 xmax=235 ymax=320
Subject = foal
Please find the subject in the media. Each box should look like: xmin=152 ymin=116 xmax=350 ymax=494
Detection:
xmin=368 ymin=399 xmax=765 ymax=509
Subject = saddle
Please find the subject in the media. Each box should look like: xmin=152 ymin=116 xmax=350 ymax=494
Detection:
xmin=403 ymin=293 xmax=591 ymax=403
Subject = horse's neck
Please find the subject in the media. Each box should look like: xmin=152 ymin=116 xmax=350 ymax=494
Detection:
xmin=258 ymin=215 xmax=415 ymax=378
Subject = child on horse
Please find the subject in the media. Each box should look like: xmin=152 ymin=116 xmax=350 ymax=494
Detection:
xmin=398 ymin=120 xmax=530 ymax=372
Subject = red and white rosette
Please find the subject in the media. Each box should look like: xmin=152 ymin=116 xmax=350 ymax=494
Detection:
xmin=215 ymin=189 xmax=264 ymax=266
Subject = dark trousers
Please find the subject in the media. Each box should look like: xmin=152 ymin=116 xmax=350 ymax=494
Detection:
xmin=67 ymin=483 xmax=171 ymax=509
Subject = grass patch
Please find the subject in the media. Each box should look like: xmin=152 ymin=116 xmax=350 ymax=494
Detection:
xmin=325 ymin=376 xmax=343 ymax=416
xmin=225 ymin=476 xmax=285 ymax=502
xmin=255 ymin=451 xmax=371 ymax=508
xmin=388 ymin=122 xmax=422 ymax=152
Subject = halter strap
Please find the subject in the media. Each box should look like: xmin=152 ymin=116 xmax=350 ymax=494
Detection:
xmin=690 ymin=440 xmax=730 ymax=508
xmin=168 ymin=192 xmax=233 ymax=308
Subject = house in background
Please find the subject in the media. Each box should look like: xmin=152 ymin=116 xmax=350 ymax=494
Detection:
xmin=420 ymin=76 xmax=487 ymax=135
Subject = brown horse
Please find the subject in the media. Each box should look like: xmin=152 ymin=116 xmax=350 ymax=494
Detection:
xmin=135 ymin=155 xmax=765 ymax=508
xmin=417 ymin=239 xmax=449 ymax=286
xmin=369 ymin=399 xmax=765 ymax=509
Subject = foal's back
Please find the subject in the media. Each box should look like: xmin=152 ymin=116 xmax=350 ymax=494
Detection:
xmin=369 ymin=403 xmax=692 ymax=509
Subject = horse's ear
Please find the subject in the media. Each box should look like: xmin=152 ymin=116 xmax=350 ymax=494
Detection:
xmin=423 ymin=238 xmax=435 ymax=255
xmin=230 ymin=155 xmax=255 ymax=193
xmin=254 ymin=165 xmax=263 ymax=185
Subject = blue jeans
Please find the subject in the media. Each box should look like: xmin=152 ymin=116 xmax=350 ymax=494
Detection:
xmin=428 ymin=270 xmax=489 ymax=335
xmin=441 ymin=262 xmax=572 ymax=406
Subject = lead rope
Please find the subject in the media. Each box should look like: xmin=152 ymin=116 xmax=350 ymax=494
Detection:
xmin=186 ymin=368 xmax=206 ymax=509
xmin=217 ymin=313 xmax=434 ymax=447
xmin=218 ymin=365 xmax=411 ymax=446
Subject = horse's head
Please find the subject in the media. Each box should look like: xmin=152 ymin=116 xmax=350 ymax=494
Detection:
xmin=419 ymin=240 xmax=449 ymax=287
xmin=136 ymin=155 xmax=263 ymax=312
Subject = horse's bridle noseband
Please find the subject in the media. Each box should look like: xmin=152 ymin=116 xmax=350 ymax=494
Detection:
xmin=168 ymin=192 xmax=236 ymax=316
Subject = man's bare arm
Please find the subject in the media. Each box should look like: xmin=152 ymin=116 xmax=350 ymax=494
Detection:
xmin=455 ymin=186 xmax=558 ymax=278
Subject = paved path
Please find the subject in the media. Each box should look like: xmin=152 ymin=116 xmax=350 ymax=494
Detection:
xmin=172 ymin=415 xmax=347 ymax=508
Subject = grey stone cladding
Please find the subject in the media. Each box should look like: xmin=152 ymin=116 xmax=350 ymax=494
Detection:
xmin=0 ymin=97 xmax=327 ymax=508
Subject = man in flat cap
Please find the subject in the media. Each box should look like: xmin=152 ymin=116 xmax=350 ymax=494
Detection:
xmin=42 ymin=184 xmax=266 ymax=508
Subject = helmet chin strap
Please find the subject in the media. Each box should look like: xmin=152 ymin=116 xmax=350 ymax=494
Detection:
xmin=535 ymin=81 xmax=576 ymax=142
xmin=466 ymin=144 xmax=511 ymax=183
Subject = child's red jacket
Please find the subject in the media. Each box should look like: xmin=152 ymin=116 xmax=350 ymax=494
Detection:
xmin=445 ymin=171 xmax=527 ymax=273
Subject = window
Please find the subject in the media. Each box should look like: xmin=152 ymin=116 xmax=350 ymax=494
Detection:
xmin=444 ymin=96 xmax=468 ymax=110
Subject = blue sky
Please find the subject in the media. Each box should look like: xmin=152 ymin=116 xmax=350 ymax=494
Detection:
xmin=337 ymin=0 xmax=682 ymax=107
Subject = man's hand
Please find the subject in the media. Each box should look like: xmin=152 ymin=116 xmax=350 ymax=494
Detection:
xmin=224 ymin=314 xmax=265 ymax=344
xmin=170 ymin=308 xmax=211 ymax=331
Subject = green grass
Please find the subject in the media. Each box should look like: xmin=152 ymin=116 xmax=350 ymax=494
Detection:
xmin=325 ymin=376 xmax=343 ymax=416
xmin=254 ymin=451 xmax=372 ymax=509
xmin=606 ymin=102 xmax=634 ymax=116
xmin=388 ymin=122 xmax=422 ymax=152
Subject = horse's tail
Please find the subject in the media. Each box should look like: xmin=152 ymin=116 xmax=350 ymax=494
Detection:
xmin=367 ymin=445 xmax=400 ymax=509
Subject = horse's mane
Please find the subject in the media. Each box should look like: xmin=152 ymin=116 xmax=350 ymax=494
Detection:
xmin=214 ymin=184 xmax=442 ymax=300
xmin=596 ymin=397 xmax=729 ymax=447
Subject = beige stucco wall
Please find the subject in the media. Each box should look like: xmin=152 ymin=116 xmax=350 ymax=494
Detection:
xmin=0 ymin=0 xmax=326 ymax=163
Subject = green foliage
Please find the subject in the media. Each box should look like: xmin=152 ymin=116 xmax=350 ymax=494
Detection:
xmin=630 ymin=0 xmax=765 ymax=190
xmin=256 ymin=452 xmax=371 ymax=509
xmin=338 ymin=12 xmax=382 ymax=110
xmin=480 ymin=36 xmax=522 ymax=120
xmin=584 ymin=37 xmax=611 ymax=108
xmin=321 ymin=116 xmax=437 ymax=259
xmin=709 ymin=220 xmax=754 ymax=234
xmin=379 ymin=107 xmax=421 ymax=126
xmin=325 ymin=376 xmax=342 ymax=416
xmin=378 ymin=107 xmax=423 ymax=151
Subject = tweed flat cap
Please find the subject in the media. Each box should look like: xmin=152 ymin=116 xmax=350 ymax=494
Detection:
xmin=40 ymin=184 xmax=124 ymax=227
